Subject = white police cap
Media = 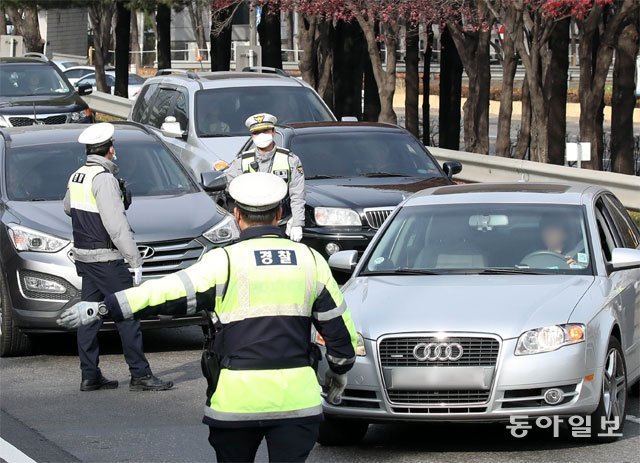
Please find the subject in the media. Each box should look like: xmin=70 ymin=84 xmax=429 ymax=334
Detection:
xmin=245 ymin=113 xmax=277 ymax=133
xmin=229 ymin=172 xmax=287 ymax=212
xmin=78 ymin=122 xmax=115 ymax=146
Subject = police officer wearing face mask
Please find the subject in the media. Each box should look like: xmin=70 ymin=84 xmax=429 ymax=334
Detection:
xmin=225 ymin=113 xmax=306 ymax=242
xmin=63 ymin=123 xmax=173 ymax=392
xmin=58 ymin=172 xmax=356 ymax=462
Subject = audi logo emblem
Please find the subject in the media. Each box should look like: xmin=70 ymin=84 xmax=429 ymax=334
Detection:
xmin=412 ymin=342 xmax=464 ymax=362
xmin=138 ymin=246 xmax=155 ymax=260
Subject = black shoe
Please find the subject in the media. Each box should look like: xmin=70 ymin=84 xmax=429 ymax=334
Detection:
xmin=129 ymin=374 xmax=174 ymax=391
xmin=80 ymin=375 xmax=118 ymax=391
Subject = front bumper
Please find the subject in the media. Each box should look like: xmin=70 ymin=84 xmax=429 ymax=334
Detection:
xmin=318 ymin=334 xmax=601 ymax=423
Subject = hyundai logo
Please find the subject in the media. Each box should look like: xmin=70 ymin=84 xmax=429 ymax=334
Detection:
xmin=138 ymin=246 xmax=155 ymax=260
xmin=412 ymin=342 xmax=464 ymax=362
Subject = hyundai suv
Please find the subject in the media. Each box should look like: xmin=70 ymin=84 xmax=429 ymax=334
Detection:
xmin=128 ymin=67 xmax=336 ymax=177
xmin=0 ymin=122 xmax=236 ymax=356
xmin=0 ymin=53 xmax=94 ymax=127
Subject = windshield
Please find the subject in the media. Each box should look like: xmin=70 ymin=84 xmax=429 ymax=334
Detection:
xmin=195 ymin=86 xmax=334 ymax=137
xmin=5 ymin=137 xmax=198 ymax=201
xmin=0 ymin=64 xmax=73 ymax=97
xmin=289 ymin=132 xmax=443 ymax=179
xmin=362 ymin=204 xmax=592 ymax=275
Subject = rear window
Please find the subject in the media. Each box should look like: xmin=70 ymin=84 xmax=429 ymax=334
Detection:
xmin=194 ymin=86 xmax=334 ymax=137
xmin=1 ymin=63 xmax=73 ymax=97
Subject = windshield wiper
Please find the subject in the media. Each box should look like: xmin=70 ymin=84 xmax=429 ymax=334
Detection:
xmin=306 ymin=174 xmax=343 ymax=180
xmin=200 ymin=133 xmax=232 ymax=138
xmin=360 ymin=172 xmax=409 ymax=178
xmin=474 ymin=268 xmax=548 ymax=275
xmin=28 ymin=198 xmax=48 ymax=201
xmin=366 ymin=268 xmax=441 ymax=276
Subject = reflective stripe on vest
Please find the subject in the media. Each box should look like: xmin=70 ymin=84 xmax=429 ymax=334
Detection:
xmin=241 ymin=150 xmax=291 ymax=183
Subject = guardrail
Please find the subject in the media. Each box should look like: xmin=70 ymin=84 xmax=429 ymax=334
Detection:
xmin=84 ymin=92 xmax=639 ymax=211
xmin=430 ymin=147 xmax=640 ymax=211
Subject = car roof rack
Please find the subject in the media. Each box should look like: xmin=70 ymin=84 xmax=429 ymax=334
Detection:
xmin=156 ymin=68 xmax=200 ymax=80
xmin=23 ymin=52 xmax=50 ymax=62
xmin=241 ymin=66 xmax=290 ymax=77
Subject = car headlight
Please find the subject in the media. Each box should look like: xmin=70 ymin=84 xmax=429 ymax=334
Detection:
xmin=314 ymin=207 xmax=361 ymax=226
xmin=69 ymin=109 xmax=92 ymax=122
xmin=0 ymin=115 xmax=10 ymax=128
xmin=202 ymin=215 xmax=240 ymax=245
xmin=515 ymin=324 xmax=585 ymax=355
xmin=314 ymin=330 xmax=366 ymax=357
xmin=7 ymin=224 xmax=70 ymax=253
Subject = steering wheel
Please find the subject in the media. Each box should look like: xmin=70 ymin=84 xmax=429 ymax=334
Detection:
xmin=520 ymin=250 xmax=570 ymax=269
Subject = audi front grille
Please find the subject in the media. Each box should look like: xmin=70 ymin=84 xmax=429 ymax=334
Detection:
xmin=379 ymin=336 xmax=500 ymax=367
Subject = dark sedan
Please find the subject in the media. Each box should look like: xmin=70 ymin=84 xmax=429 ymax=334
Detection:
xmin=238 ymin=122 xmax=461 ymax=260
xmin=0 ymin=122 xmax=237 ymax=356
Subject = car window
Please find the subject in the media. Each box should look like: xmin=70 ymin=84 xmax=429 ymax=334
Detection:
xmin=172 ymin=87 xmax=189 ymax=131
xmin=194 ymin=86 xmax=334 ymax=137
xmin=362 ymin=204 xmax=592 ymax=275
xmin=595 ymin=198 xmax=618 ymax=261
xmin=77 ymin=75 xmax=96 ymax=86
xmin=65 ymin=69 xmax=91 ymax=79
xmin=128 ymin=74 xmax=145 ymax=85
xmin=147 ymin=87 xmax=177 ymax=129
xmin=289 ymin=132 xmax=443 ymax=179
xmin=131 ymin=83 xmax=158 ymax=123
xmin=4 ymin=135 xmax=198 ymax=201
xmin=603 ymin=195 xmax=640 ymax=249
xmin=0 ymin=63 xmax=73 ymax=97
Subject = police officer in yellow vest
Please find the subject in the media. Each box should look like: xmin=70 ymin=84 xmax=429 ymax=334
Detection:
xmin=63 ymin=123 xmax=173 ymax=392
xmin=58 ymin=172 xmax=357 ymax=462
xmin=225 ymin=113 xmax=305 ymax=242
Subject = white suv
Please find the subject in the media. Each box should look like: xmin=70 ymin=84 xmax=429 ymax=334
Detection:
xmin=128 ymin=67 xmax=336 ymax=177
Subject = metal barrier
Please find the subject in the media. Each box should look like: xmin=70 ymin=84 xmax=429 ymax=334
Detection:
xmin=84 ymin=92 xmax=639 ymax=211
xmin=430 ymin=147 xmax=640 ymax=211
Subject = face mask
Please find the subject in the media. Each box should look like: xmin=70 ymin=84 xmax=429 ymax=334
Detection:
xmin=112 ymin=153 xmax=117 ymax=161
xmin=253 ymin=133 xmax=273 ymax=149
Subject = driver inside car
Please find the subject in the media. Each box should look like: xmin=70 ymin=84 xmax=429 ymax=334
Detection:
xmin=537 ymin=216 xmax=579 ymax=266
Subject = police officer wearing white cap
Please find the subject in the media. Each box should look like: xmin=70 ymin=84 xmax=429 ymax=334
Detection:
xmin=225 ymin=113 xmax=306 ymax=242
xmin=58 ymin=172 xmax=357 ymax=462
xmin=62 ymin=123 xmax=173 ymax=392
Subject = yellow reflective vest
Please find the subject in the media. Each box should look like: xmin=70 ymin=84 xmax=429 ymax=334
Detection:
xmin=104 ymin=225 xmax=357 ymax=427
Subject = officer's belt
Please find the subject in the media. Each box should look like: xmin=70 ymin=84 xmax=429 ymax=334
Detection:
xmin=220 ymin=355 xmax=311 ymax=370
xmin=74 ymin=241 xmax=115 ymax=250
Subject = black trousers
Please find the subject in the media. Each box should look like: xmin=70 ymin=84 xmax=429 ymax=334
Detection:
xmin=208 ymin=423 xmax=319 ymax=463
xmin=76 ymin=260 xmax=151 ymax=380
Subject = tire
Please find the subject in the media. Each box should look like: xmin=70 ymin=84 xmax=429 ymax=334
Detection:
xmin=0 ymin=266 xmax=31 ymax=357
xmin=317 ymin=417 xmax=368 ymax=446
xmin=588 ymin=337 xmax=627 ymax=442
xmin=630 ymin=380 xmax=639 ymax=397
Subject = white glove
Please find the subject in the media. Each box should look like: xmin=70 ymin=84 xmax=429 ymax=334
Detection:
xmin=324 ymin=370 xmax=348 ymax=405
xmin=56 ymin=301 xmax=100 ymax=329
xmin=289 ymin=226 xmax=303 ymax=242
xmin=133 ymin=267 xmax=142 ymax=286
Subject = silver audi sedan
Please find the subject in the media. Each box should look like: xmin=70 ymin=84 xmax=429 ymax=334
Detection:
xmin=316 ymin=183 xmax=640 ymax=445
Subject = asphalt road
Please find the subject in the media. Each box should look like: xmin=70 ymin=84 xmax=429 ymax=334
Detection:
xmin=1 ymin=326 xmax=639 ymax=463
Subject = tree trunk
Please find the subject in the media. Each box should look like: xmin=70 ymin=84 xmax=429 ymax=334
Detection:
xmin=115 ymin=1 xmax=131 ymax=99
xmin=405 ymin=21 xmax=419 ymax=137
xmin=131 ymin=10 xmax=141 ymax=70
xmin=156 ymin=3 xmax=172 ymax=70
xmin=439 ymin=25 xmax=462 ymax=150
xmin=6 ymin=5 xmax=44 ymax=53
xmin=0 ymin=7 xmax=7 ymax=36
xmin=422 ymin=26 xmax=433 ymax=146
xmin=187 ymin=0 xmax=209 ymax=61
xmin=355 ymin=14 xmax=398 ymax=124
xmin=258 ymin=6 xmax=282 ymax=69
xmin=610 ymin=17 xmax=638 ymax=175
xmin=210 ymin=5 xmax=233 ymax=72
xmin=89 ymin=2 xmax=116 ymax=93
xmin=297 ymin=15 xmax=317 ymax=87
xmin=495 ymin=18 xmax=517 ymax=157
xmin=363 ymin=21 xmax=380 ymax=122
xmin=332 ymin=21 xmax=364 ymax=120
xmin=545 ymin=18 xmax=570 ymax=165
xmin=316 ymin=21 xmax=334 ymax=104
xmin=514 ymin=79 xmax=531 ymax=159
xmin=284 ymin=12 xmax=295 ymax=62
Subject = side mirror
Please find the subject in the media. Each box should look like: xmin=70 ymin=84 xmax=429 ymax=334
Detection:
xmin=610 ymin=248 xmax=640 ymax=271
xmin=328 ymin=250 xmax=359 ymax=272
xmin=161 ymin=116 xmax=185 ymax=139
xmin=77 ymin=84 xmax=92 ymax=96
xmin=340 ymin=116 xmax=358 ymax=122
xmin=443 ymin=161 xmax=462 ymax=178
xmin=201 ymin=170 xmax=227 ymax=192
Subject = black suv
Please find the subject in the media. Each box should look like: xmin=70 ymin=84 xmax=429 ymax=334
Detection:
xmin=0 ymin=53 xmax=94 ymax=127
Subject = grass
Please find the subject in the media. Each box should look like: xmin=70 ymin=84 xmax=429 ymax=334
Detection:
xmin=630 ymin=211 xmax=640 ymax=228
xmin=95 ymin=113 xmax=125 ymax=123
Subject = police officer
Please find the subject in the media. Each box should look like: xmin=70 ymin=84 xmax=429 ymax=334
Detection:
xmin=58 ymin=172 xmax=357 ymax=462
xmin=63 ymin=123 xmax=173 ymax=392
xmin=225 ymin=113 xmax=306 ymax=242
